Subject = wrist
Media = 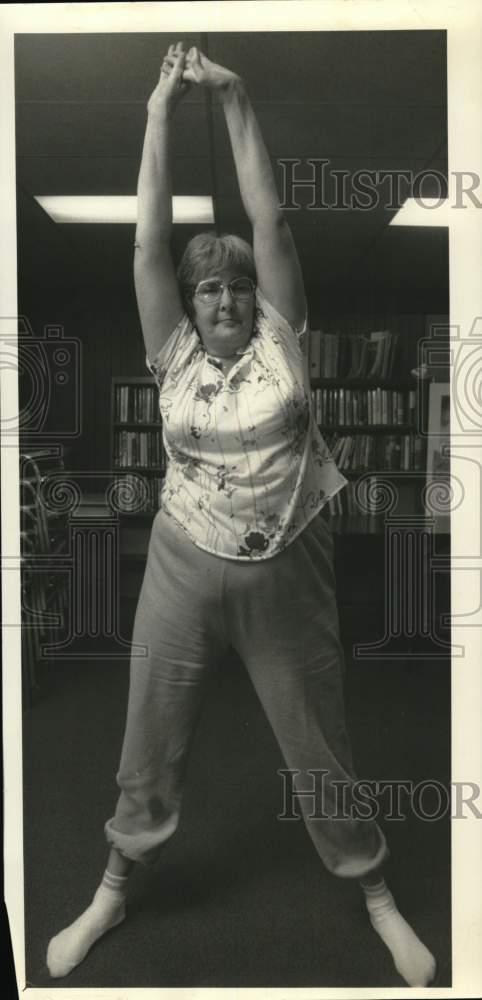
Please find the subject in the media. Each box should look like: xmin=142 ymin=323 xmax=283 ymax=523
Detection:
xmin=147 ymin=101 xmax=172 ymax=124
xmin=218 ymin=73 xmax=245 ymax=102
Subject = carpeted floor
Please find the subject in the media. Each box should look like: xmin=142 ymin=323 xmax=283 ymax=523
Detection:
xmin=22 ymin=598 xmax=451 ymax=989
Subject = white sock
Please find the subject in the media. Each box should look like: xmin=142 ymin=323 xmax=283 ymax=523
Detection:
xmin=46 ymin=872 xmax=128 ymax=978
xmin=361 ymin=879 xmax=436 ymax=986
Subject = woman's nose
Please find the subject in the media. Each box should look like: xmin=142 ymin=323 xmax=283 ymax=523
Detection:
xmin=219 ymin=285 xmax=235 ymax=308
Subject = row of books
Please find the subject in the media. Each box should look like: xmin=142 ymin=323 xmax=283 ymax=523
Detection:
xmin=311 ymin=388 xmax=417 ymax=427
xmin=326 ymin=432 xmax=425 ymax=471
xmin=114 ymin=385 xmax=161 ymax=424
xmin=324 ymin=482 xmax=377 ymax=517
xmin=113 ymin=430 xmax=166 ymax=470
xmin=309 ymin=330 xmax=399 ymax=380
xmin=325 ymin=479 xmax=391 ymax=517
xmin=325 ymin=484 xmax=360 ymax=517
xmin=114 ymin=474 xmax=164 ymax=513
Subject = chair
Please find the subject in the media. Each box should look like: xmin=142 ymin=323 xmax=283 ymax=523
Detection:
xmin=20 ymin=449 xmax=70 ymax=706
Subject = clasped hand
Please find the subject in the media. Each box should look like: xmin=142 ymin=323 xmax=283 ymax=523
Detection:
xmin=147 ymin=41 xmax=240 ymax=116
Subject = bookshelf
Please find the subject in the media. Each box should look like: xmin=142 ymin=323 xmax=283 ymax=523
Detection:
xmin=110 ymin=376 xmax=166 ymax=515
xmin=308 ymin=328 xmax=427 ymax=527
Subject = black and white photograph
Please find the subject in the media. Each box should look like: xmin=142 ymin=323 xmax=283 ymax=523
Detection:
xmin=2 ymin=2 xmax=481 ymax=997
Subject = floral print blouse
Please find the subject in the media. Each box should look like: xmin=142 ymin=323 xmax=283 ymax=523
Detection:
xmin=146 ymin=292 xmax=347 ymax=561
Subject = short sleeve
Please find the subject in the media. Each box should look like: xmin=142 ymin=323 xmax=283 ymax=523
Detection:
xmin=145 ymin=313 xmax=200 ymax=391
xmin=256 ymin=292 xmax=309 ymax=352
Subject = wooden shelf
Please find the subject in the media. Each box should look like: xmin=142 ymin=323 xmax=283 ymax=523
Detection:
xmin=327 ymin=515 xmax=387 ymax=535
xmin=337 ymin=468 xmax=425 ymax=477
xmin=113 ymin=421 xmax=161 ymax=429
xmin=113 ymin=465 xmax=163 ymax=473
xmin=112 ymin=375 xmax=156 ymax=385
xmin=327 ymin=516 xmax=450 ymax=536
xmin=310 ymin=378 xmax=416 ymax=389
xmin=119 ymin=509 xmax=157 ymax=519
xmin=320 ymin=424 xmax=416 ymax=433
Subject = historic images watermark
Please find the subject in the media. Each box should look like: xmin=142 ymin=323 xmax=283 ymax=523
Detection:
xmin=276 ymin=161 xmax=482 ymax=211
xmin=277 ymin=769 xmax=482 ymax=823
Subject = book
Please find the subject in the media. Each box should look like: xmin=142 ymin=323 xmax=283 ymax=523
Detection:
xmin=366 ymin=331 xmax=387 ymax=378
xmin=383 ymin=332 xmax=398 ymax=379
xmin=352 ymin=337 xmax=369 ymax=379
xmin=309 ymin=329 xmax=322 ymax=378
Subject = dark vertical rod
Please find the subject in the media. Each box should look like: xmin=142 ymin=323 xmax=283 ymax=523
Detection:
xmin=202 ymin=32 xmax=221 ymax=235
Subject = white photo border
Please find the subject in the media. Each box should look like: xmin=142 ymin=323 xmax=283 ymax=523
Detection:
xmin=1 ymin=2 xmax=481 ymax=998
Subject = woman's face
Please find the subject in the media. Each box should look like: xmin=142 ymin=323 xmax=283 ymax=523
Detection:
xmin=191 ymin=268 xmax=256 ymax=358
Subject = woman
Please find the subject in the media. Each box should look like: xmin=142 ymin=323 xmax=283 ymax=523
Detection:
xmin=47 ymin=43 xmax=436 ymax=987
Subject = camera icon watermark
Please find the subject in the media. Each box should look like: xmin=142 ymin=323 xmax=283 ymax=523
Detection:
xmin=416 ymin=316 xmax=482 ymax=436
xmin=0 ymin=315 xmax=82 ymax=441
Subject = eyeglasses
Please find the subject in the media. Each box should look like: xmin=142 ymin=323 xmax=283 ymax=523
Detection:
xmin=193 ymin=277 xmax=256 ymax=304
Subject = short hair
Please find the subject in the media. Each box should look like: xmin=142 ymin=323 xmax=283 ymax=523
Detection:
xmin=177 ymin=232 xmax=256 ymax=314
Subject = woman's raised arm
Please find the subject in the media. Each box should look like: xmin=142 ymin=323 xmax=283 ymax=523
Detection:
xmin=134 ymin=44 xmax=187 ymax=362
xmin=184 ymin=48 xmax=307 ymax=331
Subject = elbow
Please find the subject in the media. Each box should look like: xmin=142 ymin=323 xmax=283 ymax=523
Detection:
xmin=255 ymin=212 xmax=289 ymax=234
xmin=134 ymin=221 xmax=171 ymax=258
xmin=133 ymin=240 xmax=169 ymax=265
xmin=134 ymin=243 xmax=156 ymax=269
xmin=253 ymin=214 xmax=292 ymax=247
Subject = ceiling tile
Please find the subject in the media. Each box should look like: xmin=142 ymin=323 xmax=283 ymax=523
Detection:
xmin=17 ymin=155 xmax=214 ymax=196
xmin=15 ymin=32 xmax=206 ymax=103
xmin=206 ymin=31 xmax=446 ymax=107
xmin=15 ymin=102 xmax=211 ymax=158
xmin=210 ymin=104 xmax=446 ymax=159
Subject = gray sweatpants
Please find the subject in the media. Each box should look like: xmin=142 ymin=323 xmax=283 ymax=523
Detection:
xmin=105 ymin=508 xmax=388 ymax=877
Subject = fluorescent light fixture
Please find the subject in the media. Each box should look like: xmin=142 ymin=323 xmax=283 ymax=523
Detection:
xmin=389 ymin=198 xmax=449 ymax=227
xmin=34 ymin=195 xmax=214 ymax=225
